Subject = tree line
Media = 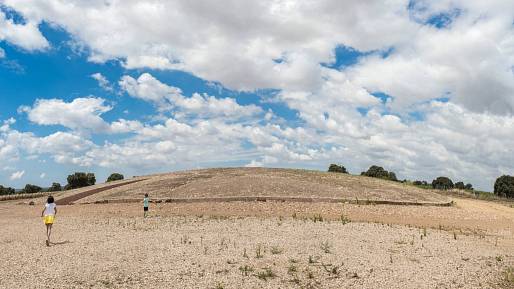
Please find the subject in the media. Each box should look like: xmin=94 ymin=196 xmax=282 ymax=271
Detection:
xmin=328 ymin=163 xmax=514 ymax=198
xmin=0 ymin=172 xmax=124 ymax=196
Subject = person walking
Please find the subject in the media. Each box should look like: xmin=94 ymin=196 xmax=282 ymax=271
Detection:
xmin=143 ymin=193 xmax=149 ymax=218
xmin=41 ymin=196 xmax=57 ymax=246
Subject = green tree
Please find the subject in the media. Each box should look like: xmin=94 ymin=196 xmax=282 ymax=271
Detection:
xmin=66 ymin=172 xmax=96 ymax=189
xmin=431 ymin=177 xmax=454 ymax=190
xmin=494 ymin=175 xmax=514 ymax=198
xmin=47 ymin=182 xmax=62 ymax=192
xmin=455 ymin=182 xmax=465 ymax=190
xmin=106 ymin=173 xmax=124 ymax=182
xmin=0 ymin=185 xmax=16 ymax=195
xmin=362 ymin=165 xmax=398 ymax=181
xmin=328 ymin=164 xmax=348 ymax=174
xmin=22 ymin=184 xmax=42 ymax=194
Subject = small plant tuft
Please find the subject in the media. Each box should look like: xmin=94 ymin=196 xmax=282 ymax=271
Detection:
xmin=320 ymin=240 xmax=332 ymax=254
xmin=256 ymin=267 xmax=276 ymax=281
xmin=271 ymin=246 xmax=283 ymax=255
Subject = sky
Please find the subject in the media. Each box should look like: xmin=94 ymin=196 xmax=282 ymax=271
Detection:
xmin=0 ymin=0 xmax=513 ymax=191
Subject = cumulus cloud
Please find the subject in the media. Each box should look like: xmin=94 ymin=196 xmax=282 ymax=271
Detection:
xmin=18 ymin=97 xmax=112 ymax=133
xmin=0 ymin=9 xmax=49 ymax=51
xmin=0 ymin=1 xmax=513 ymax=191
xmin=120 ymin=73 xmax=263 ymax=120
xmin=0 ymin=47 xmax=5 ymax=58
xmin=91 ymin=72 xmax=113 ymax=92
xmin=9 ymin=170 xmax=24 ymax=180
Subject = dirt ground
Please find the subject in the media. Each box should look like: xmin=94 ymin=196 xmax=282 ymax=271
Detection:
xmin=73 ymin=168 xmax=449 ymax=205
xmin=1 ymin=197 xmax=513 ymax=289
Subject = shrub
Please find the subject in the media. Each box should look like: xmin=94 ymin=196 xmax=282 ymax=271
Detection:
xmin=66 ymin=172 xmax=96 ymax=189
xmin=328 ymin=164 xmax=348 ymax=173
xmin=455 ymin=182 xmax=465 ymax=190
xmin=22 ymin=184 xmax=42 ymax=194
xmin=432 ymin=177 xmax=454 ymax=190
xmin=413 ymin=180 xmax=429 ymax=186
xmin=465 ymin=183 xmax=473 ymax=191
xmin=107 ymin=173 xmax=124 ymax=182
xmin=0 ymin=185 xmax=16 ymax=195
xmin=494 ymin=175 xmax=514 ymax=198
xmin=47 ymin=182 xmax=62 ymax=192
xmin=362 ymin=165 xmax=398 ymax=181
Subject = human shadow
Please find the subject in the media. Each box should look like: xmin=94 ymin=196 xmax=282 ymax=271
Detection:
xmin=50 ymin=240 xmax=72 ymax=246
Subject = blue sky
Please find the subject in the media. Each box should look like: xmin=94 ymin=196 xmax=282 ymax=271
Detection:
xmin=1 ymin=1 xmax=513 ymax=191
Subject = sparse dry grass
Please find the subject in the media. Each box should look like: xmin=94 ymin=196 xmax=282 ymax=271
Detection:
xmin=72 ymin=168 xmax=450 ymax=205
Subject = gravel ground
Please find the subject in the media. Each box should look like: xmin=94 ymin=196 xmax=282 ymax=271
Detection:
xmin=1 ymin=202 xmax=513 ymax=289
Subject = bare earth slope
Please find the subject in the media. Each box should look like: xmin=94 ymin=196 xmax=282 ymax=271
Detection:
xmin=76 ymin=168 xmax=449 ymax=204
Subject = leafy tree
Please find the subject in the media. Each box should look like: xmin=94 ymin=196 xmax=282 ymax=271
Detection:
xmin=22 ymin=184 xmax=42 ymax=194
xmin=47 ymin=182 xmax=62 ymax=192
xmin=465 ymin=183 xmax=473 ymax=191
xmin=107 ymin=173 xmax=124 ymax=182
xmin=66 ymin=172 xmax=96 ymax=189
xmin=494 ymin=175 xmax=514 ymax=198
xmin=431 ymin=177 xmax=454 ymax=190
xmin=328 ymin=164 xmax=348 ymax=174
xmin=362 ymin=165 xmax=398 ymax=181
xmin=455 ymin=182 xmax=465 ymax=190
xmin=0 ymin=185 xmax=16 ymax=196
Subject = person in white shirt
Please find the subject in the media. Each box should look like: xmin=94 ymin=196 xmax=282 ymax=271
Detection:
xmin=41 ymin=196 xmax=57 ymax=246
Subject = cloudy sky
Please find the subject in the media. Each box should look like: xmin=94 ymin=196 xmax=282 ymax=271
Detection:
xmin=0 ymin=0 xmax=513 ymax=191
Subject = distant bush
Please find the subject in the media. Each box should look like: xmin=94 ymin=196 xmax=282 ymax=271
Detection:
xmin=413 ymin=180 xmax=428 ymax=186
xmin=47 ymin=182 xmax=62 ymax=192
xmin=66 ymin=172 xmax=96 ymax=189
xmin=361 ymin=165 xmax=398 ymax=181
xmin=494 ymin=175 xmax=514 ymax=198
xmin=22 ymin=184 xmax=42 ymax=194
xmin=431 ymin=177 xmax=454 ymax=190
xmin=107 ymin=173 xmax=124 ymax=182
xmin=328 ymin=164 xmax=348 ymax=174
xmin=465 ymin=183 xmax=473 ymax=191
xmin=455 ymin=182 xmax=465 ymax=190
xmin=0 ymin=185 xmax=16 ymax=196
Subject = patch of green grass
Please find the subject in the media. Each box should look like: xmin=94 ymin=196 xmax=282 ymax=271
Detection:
xmin=239 ymin=265 xmax=254 ymax=276
xmin=308 ymin=255 xmax=320 ymax=264
xmin=256 ymin=267 xmax=276 ymax=281
xmin=340 ymin=213 xmax=350 ymax=224
xmin=311 ymin=214 xmax=324 ymax=222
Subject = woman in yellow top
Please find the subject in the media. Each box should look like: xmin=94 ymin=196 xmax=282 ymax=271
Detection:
xmin=41 ymin=196 xmax=57 ymax=246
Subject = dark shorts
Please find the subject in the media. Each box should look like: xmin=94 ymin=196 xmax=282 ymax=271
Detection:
xmin=144 ymin=206 xmax=149 ymax=212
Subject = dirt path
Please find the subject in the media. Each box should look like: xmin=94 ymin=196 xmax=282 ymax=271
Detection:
xmin=55 ymin=179 xmax=146 ymax=205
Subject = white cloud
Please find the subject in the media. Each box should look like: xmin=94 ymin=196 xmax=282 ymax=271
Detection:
xmin=0 ymin=1 xmax=513 ymax=191
xmin=9 ymin=170 xmax=24 ymax=180
xmin=120 ymin=73 xmax=263 ymax=120
xmin=91 ymin=72 xmax=113 ymax=92
xmin=19 ymin=97 xmax=112 ymax=133
xmin=0 ymin=9 xmax=49 ymax=51
xmin=0 ymin=47 xmax=5 ymax=58
xmin=39 ymin=173 xmax=45 ymax=179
